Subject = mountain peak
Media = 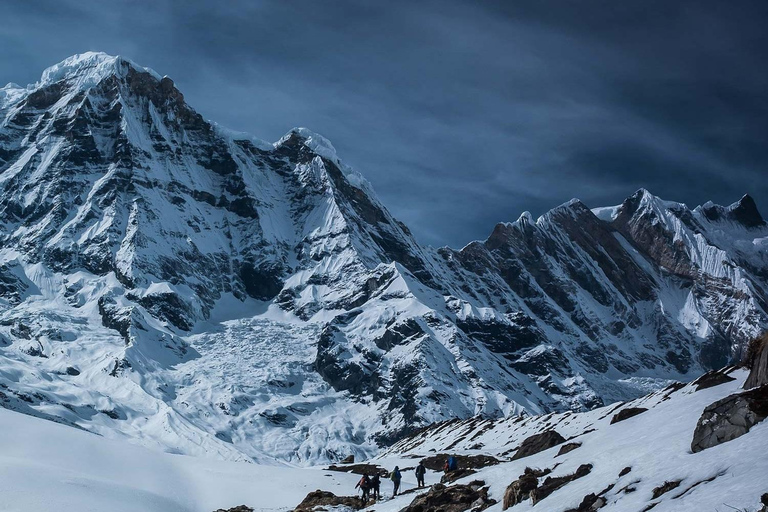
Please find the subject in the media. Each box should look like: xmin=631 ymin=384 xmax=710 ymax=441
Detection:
xmin=39 ymin=52 xmax=161 ymax=88
xmin=728 ymin=194 xmax=765 ymax=228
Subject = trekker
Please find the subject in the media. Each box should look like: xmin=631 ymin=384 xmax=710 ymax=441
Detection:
xmin=371 ymin=473 xmax=381 ymax=500
xmin=355 ymin=473 xmax=371 ymax=502
xmin=390 ymin=466 xmax=402 ymax=496
xmin=415 ymin=461 xmax=426 ymax=488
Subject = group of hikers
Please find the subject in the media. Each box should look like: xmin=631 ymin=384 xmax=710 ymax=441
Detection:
xmin=354 ymin=456 xmax=458 ymax=502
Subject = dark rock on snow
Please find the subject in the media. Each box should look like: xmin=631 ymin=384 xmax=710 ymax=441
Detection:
xmin=399 ymin=480 xmax=496 ymax=512
xmin=213 ymin=507 xmax=254 ymax=512
xmin=502 ymin=468 xmax=541 ymax=510
xmin=692 ymin=369 xmax=736 ymax=391
xmin=651 ymin=480 xmax=681 ymax=499
xmin=511 ymin=430 xmax=566 ymax=460
xmin=744 ymin=334 xmax=768 ymax=389
xmin=293 ymin=490 xmax=365 ymax=512
xmin=419 ymin=454 xmax=500 ymax=471
xmin=555 ymin=442 xmax=581 ymax=457
xmin=610 ymin=407 xmax=648 ymax=424
xmin=691 ymin=385 xmax=768 ymax=452
xmin=441 ymin=468 xmax=478 ymax=484
xmin=530 ymin=464 xmax=593 ymax=505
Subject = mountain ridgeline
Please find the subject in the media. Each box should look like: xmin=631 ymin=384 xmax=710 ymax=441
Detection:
xmin=0 ymin=53 xmax=766 ymax=463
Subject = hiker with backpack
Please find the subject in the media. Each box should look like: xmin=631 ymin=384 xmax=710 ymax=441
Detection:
xmin=355 ymin=473 xmax=372 ymax=502
xmin=390 ymin=466 xmax=402 ymax=496
xmin=415 ymin=461 xmax=426 ymax=488
xmin=371 ymin=473 xmax=381 ymax=500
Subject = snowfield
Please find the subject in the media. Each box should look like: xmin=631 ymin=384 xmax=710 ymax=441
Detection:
xmin=1 ymin=369 xmax=765 ymax=512
xmin=0 ymin=404 xmax=359 ymax=512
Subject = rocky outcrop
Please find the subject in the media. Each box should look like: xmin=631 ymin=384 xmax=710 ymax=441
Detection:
xmin=556 ymin=442 xmax=581 ymax=457
xmin=293 ymin=490 xmax=365 ymax=512
xmin=420 ymin=454 xmax=500 ymax=472
xmin=530 ymin=464 xmax=593 ymax=504
xmin=610 ymin=407 xmax=648 ymax=424
xmin=744 ymin=334 xmax=768 ymax=389
xmin=213 ymin=506 xmax=254 ymax=512
xmin=399 ymin=480 xmax=496 ymax=512
xmin=692 ymin=369 xmax=736 ymax=391
xmin=511 ymin=430 xmax=565 ymax=460
xmin=502 ymin=468 xmax=544 ymax=509
xmin=691 ymin=385 xmax=768 ymax=452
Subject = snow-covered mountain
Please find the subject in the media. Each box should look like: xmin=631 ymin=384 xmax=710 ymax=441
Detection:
xmin=1 ymin=52 xmax=766 ymax=464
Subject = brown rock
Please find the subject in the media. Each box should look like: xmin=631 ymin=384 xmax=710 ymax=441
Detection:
xmin=610 ymin=407 xmax=647 ymax=424
xmin=555 ymin=442 xmax=581 ymax=457
xmin=530 ymin=464 xmax=593 ymax=504
xmin=502 ymin=470 xmax=539 ymax=510
xmin=399 ymin=480 xmax=496 ymax=512
xmin=511 ymin=431 xmax=566 ymax=460
xmin=651 ymin=480 xmax=681 ymax=499
xmin=293 ymin=490 xmax=366 ymax=512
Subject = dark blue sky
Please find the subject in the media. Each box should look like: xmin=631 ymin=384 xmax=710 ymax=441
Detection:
xmin=2 ymin=0 xmax=766 ymax=247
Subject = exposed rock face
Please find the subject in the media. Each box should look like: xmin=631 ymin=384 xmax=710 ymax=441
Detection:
xmin=531 ymin=464 xmax=593 ymax=504
xmin=213 ymin=507 xmax=253 ymax=512
xmin=610 ymin=407 xmax=648 ymax=424
xmin=511 ymin=430 xmax=566 ymax=460
xmin=691 ymin=385 xmax=768 ymax=452
xmin=420 ymin=454 xmax=500 ymax=472
xmin=2 ymin=52 xmax=768 ymax=463
xmin=502 ymin=469 xmax=541 ymax=509
xmin=556 ymin=442 xmax=581 ymax=457
xmin=293 ymin=490 xmax=365 ymax=512
xmin=399 ymin=480 xmax=496 ymax=512
xmin=744 ymin=334 xmax=768 ymax=389
xmin=693 ymin=369 xmax=737 ymax=391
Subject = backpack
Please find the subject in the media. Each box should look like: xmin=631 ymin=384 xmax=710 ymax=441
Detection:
xmin=448 ymin=456 xmax=457 ymax=471
xmin=391 ymin=469 xmax=401 ymax=481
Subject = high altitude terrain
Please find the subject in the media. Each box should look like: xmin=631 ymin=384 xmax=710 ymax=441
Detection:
xmin=1 ymin=53 xmax=766 ymax=463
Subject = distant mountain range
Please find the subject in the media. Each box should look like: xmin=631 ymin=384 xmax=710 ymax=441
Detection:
xmin=1 ymin=53 xmax=766 ymax=464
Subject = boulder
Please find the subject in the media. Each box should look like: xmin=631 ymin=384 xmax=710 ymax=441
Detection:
xmin=530 ymin=464 xmax=593 ymax=504
xmin=502 ymin=469 xmax=539 ymax=510
xmin=691 ymin=385 xmax=768 ymax=453
xmin=399 ymin=480 xmax=496 ymax=512
xmin=555 ymin=442 xmax=581 ymax=457
xmin=692 ymin=369 xmax=736 ymax=391
xmin=341 ymin=454 xmax=355 ymax=464
xmin=213 ymin=507 xmax=254 ymax=512
xmin=651 ymin=480 xmax=681 ymax=498
xmin=511 ymin=430 xmax=566 ymax=460
xmin=564 ymin=493 xmax=606 ymax=512
xmin=610 ymin=407 xmax=648 ymax=424
xmin=441 ymin=468 xmax=477 ymax=484
xmin=744 ymin=334 xmax=768 ymax=389
xmin=293 ymin=490 xmax=366 ymax=512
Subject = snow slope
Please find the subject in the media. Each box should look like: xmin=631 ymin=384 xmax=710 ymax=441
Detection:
xmin=0 ymin=404 xmax=358 ymax=512
xmin=373 ymin=368 xmax=768 ymax=512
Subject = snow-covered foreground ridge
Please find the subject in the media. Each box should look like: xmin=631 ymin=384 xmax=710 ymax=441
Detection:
xmin=0 ymin=368 xmax=764 ymax=512
xmin=370 ymin=369 xmax=768 ymax=512
xmin=1 ymin=52 xmax=767 ymax=464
